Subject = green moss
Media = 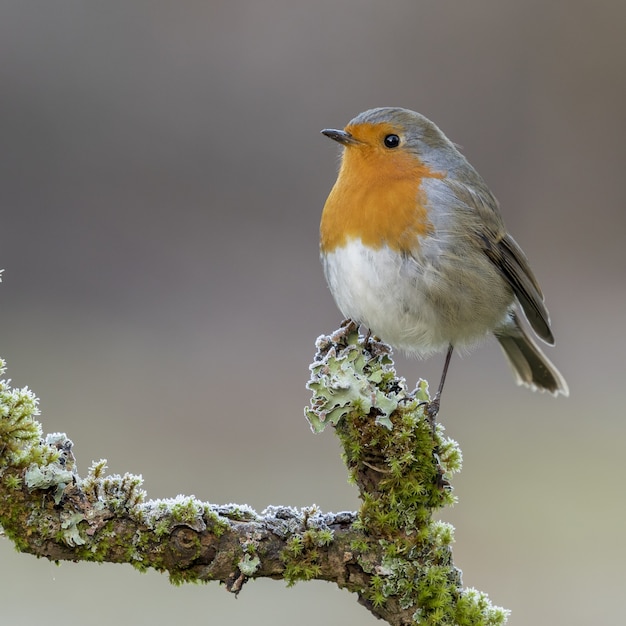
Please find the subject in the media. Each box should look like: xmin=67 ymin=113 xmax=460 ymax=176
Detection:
xmin=98 ymin=472 xmax=146 ymax=513
xmin=3 ymin=473 xmax=22 ymax=489
xmin=0 ymin=359 xmax=42 ymax=469
xmin=369 ymin=574 xmax=387 ymax=608
xmin=285 ymin=535 xmax=303 ymax=557
xmin=308 ymin=528 xmax=333 ymax=545
xmin=170 ymin=496 xmax=202 ymax=524
xmin=336 ymin=402 xmax=458 ymax=538
xmin=167 ymin=563 xmax=211 ymax=586
xmin=201 ymin=505 xmax=229 ymax=537
xmin=355 ymin=532 xmax=510 ymax=625
xmin=454 ymin=588 xmax=510 ymax=626
xmin=282 ymin=560 xmax=322 ymax=586
xmin=154 ymin=519 xmax=170 ymax=538
xmin=131 ymin=560 xmax=149 ymax=574
xmin=281 ymin=524 xmax=335 ymax=587
xmin=350 ymin=537 xmax=369 ymax=553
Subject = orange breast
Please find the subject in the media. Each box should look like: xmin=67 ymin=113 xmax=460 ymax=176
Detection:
xmin=320 ymin=141 xmax=443 ymax=254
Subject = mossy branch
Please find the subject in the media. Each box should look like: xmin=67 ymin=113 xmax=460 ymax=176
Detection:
xmin=0 ymin=324 xmax=509 ymax=625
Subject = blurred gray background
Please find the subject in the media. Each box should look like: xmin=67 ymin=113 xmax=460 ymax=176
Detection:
xmin=1 ymin=2 xmax=624 ymax=625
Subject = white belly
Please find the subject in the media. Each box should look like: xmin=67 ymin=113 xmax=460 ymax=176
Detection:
xmin=322 ymin=240 xmax=512 ymax=357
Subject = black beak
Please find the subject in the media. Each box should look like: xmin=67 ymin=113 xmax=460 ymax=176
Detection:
xmin=321 ymin=128 xmax=361 ymax=146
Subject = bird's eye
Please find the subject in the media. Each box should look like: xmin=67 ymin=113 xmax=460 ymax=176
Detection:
xmin=383 ymin=134 xmax=400 ymax=148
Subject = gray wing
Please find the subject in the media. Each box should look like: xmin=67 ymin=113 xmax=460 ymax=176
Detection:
xmin=447 ymin=172 xmax=555 ymax=345
xmin=482 ymin=232 xmax=554 ymax=345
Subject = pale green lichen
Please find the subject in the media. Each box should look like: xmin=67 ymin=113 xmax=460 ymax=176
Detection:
xmin=238 ymin=553 xmax=261 ymax=576
xmin=60 ymin=512 xmax=87 ymax=546
xmin=24 ymin=463 xmax=74 ymax=505
xmin=237 ymin=525 xmax=267 ymax=579
xmin=305 ymin=325 xmax=406 ymax=432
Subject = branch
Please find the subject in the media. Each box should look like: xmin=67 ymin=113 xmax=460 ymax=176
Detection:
xmin=0 ymin=324 xmax=509 ymax=625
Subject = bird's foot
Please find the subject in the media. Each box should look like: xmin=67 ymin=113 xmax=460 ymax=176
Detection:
xmin=418 ymin=395 xmax=440 ymax=432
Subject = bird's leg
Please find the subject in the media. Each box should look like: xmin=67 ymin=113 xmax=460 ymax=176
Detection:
xmin=363 ymin=327 xmax=373 ymax=350
xmin=423 ymin=344 xmax=454 ymax=428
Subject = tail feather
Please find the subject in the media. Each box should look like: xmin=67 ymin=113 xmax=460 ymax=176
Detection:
xmin=495 ymin=314 xmax=569 ymax=397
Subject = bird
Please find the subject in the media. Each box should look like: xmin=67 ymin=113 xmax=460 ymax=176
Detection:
xmin=319 ymin=107 xmax=568 ymax=416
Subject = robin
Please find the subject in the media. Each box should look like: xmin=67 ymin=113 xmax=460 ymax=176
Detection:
xmin=320 ymin=107 xmax=568 ymax=415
